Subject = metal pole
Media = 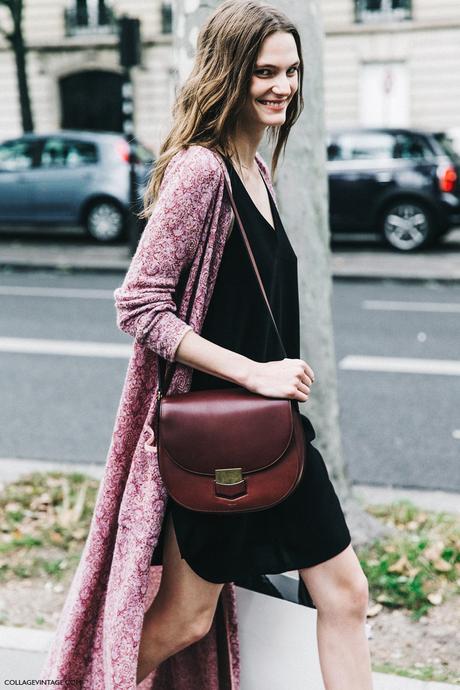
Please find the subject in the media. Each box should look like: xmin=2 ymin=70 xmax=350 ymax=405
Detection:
xmin=121 ymin=69 xmax=139 ymax=255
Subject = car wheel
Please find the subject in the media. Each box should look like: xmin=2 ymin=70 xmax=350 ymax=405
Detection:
xmin=380 ymin=200 xmax=437 ymax=252
xmin=85 ymin=200 xmax=125 ymax=243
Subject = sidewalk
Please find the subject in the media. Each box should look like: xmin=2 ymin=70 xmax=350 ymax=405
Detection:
xmin=1 ymin=229 xmax=459 ymax=279
xmin=0 ymin=623 xmax=457 ymax=689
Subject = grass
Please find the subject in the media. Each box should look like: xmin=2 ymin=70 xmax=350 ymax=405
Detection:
xmin=0 ymin=471 xmax=99 ymax=582
xmin=1 ymin=472 xmax=459 ymax=623
xmin=357 ymin=500 xmax=460 ymax=619
xmin=373 ymin=662 xmax=455 ymax=684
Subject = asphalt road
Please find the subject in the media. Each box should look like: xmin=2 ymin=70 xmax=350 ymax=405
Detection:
xmin=0 ymin=269 xmax=459 ymax=492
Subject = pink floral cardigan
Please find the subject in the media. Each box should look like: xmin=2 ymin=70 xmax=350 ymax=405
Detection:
xmin=39 ymin=144 xmax=278 ymax=689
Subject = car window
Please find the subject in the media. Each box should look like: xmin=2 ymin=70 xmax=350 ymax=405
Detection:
xmin=40 ymin=138 xmax=98 ymax=168
xmin=328 ymin=132 xmax=433 ymax=162
xmin=0 ymin=139 xmax=36 ymax=171
xmin=328 ymin=133 xmax=396 ymax=161
xmin=392 ymin=134 xmax=433 ymax=160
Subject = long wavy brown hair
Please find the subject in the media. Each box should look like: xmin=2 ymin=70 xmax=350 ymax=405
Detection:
xmin=139 ymin=0 xmax=304 ymax=220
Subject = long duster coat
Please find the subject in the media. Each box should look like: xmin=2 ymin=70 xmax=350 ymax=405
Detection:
xmin=39 ymin=144 xmax=280 ymax=689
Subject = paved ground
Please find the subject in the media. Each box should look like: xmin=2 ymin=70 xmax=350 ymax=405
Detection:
xmin=0 ymin=228 xmax=459 ymax=279
xmin=2 ymin=271 xmax=459 ymax=491
xmin=0 ymin=623 xmax=458 ymax=690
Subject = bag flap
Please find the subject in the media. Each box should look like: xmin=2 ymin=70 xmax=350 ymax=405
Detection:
xmin=159 ymin=387 xmax=294 ymax=475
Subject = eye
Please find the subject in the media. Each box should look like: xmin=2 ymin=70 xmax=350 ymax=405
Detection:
xmin=255 ymin=66 xmax=299 ymax=77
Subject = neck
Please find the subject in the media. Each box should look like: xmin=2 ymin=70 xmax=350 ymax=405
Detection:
xmin=228 ymin=124 xmax=265 ymax=171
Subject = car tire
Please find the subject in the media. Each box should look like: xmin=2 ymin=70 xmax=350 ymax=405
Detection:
xmin=380 ymin=199 xmax=438 ymax=252
xmin=85 ymin=199 xmax=126 ymax=243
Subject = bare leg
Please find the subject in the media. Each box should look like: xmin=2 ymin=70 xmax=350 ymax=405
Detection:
xmin=299 ymin=544 xmax=373 ymax=690
xmin=136 ymin=512 xmax=225 ymax=684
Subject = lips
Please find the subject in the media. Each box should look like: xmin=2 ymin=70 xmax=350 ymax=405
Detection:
xmin=256 ymin=98 xmax=288 ymax=111
xmin=257 ymin=99 xmax=287 ymax=105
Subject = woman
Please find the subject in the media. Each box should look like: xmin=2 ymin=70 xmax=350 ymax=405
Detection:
xmin=40 ymin=1 xmax=372 ymax=689
xmin=130 ymin=0 xmax=373 ymax=687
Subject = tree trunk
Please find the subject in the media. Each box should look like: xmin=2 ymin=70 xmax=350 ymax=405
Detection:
xmin=262 ymin=0 xmax=385 ymax=544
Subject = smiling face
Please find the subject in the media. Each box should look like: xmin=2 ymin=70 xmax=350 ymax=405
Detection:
xmin=241 ymin=30 xmax=300 ymax=133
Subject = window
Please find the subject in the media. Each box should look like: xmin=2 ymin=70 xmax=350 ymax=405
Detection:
xmin=64 ymin=0 xmax=116 ymax=36
xmin=0 ymin=139 xmax=36 ymax=171
xmin=161 ymin=2 xmax=172 ymax=34
xmin=327 ymin=132 xmax=433 ymax=162
xmin=355 ymin=0 xmax=411 ymax=23
xmin=40 ymin=138 xmax=98 ymax=168
xmin=392 ymin=134 xmax=433 ymax=161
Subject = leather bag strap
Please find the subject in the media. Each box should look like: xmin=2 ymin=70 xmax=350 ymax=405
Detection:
xmin=157 ymin=156 xmax=287 ymax=399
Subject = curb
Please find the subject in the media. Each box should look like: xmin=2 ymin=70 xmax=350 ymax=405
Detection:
xmin=1 ymin=241 xmax=460 ymax=282
xmin=2 ymin=458 xmax=459 ymax=515
xmin=353 ymin=483 xmax=460 ymax=515
xmin=2 ymin=258 xmax=460 ymax=282
xmin=0 ymin=258 xmax=130 ymax=274
xmin=332 ymin=273 xmax=460 ymax=283
xmin=0 ymin=625 xmax=457 ymax=690
xmin=0 ymin=626 xmax=54 ymax=653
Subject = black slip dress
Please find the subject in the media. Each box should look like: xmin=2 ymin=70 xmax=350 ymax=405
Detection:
xmin=151 ymin=155 xmax=351 ymax=583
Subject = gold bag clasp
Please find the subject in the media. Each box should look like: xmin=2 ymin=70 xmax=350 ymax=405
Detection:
xmin=215 ymin=468 xmax=243 ymax=485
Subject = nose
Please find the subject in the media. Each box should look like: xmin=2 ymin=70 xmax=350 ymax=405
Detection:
xmin=271 ymin=73 xmax=292 ymax=97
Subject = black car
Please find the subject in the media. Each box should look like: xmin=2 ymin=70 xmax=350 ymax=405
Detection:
xmin=327 ymin=127 xmax=460 ymax=251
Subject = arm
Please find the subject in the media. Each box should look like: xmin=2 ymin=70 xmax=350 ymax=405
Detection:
xmin=174 ymin=329 xmax=253 ymax=387
xmin=114 ymin=146 xmax=221 ymax=362
xmin=174 ymin=329 xmax=314 ymax=402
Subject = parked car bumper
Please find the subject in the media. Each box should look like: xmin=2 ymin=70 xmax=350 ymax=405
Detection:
xmin=440 ymin=192 xmax=460 ymax=228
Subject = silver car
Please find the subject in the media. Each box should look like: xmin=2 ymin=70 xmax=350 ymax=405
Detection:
xmin=0 ymin=130 xmax=154 ymax=242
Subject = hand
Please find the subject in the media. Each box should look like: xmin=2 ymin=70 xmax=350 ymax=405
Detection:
xmin=244 ymin=358 xmax=316 ymax=402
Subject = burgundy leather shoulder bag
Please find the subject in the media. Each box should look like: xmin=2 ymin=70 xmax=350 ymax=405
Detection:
xmin=155 ymin=164 xmax=306 ymax=514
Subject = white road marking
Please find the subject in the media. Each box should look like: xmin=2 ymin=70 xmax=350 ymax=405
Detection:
xmin=0 ymin=336 xmax=131 ymax=358
xmin=339 ymin=355 xmax=460 ymax=376
xmin=362 ymin=299 xmax=460 ymax=313
xmin=0 ymin=285 xmax=115 ymax=299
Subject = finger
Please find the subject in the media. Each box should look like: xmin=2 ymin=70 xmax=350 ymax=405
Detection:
xmin=300 ymin=360 xmax=315 ymax=382
xmin=296 ymin=382 xmax=310 ymax=395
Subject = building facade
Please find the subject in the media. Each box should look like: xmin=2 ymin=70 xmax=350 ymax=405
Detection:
xmin=2 ymin=1 xmax=460 ymax=152
xmin=322 ymin=0 xmax=460 ymax=132
xmin=0 ymin=0 xmax=175 ymax=153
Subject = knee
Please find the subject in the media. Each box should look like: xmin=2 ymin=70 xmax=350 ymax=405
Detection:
xmin=319 ymin=571 xmax=369 ymax=624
